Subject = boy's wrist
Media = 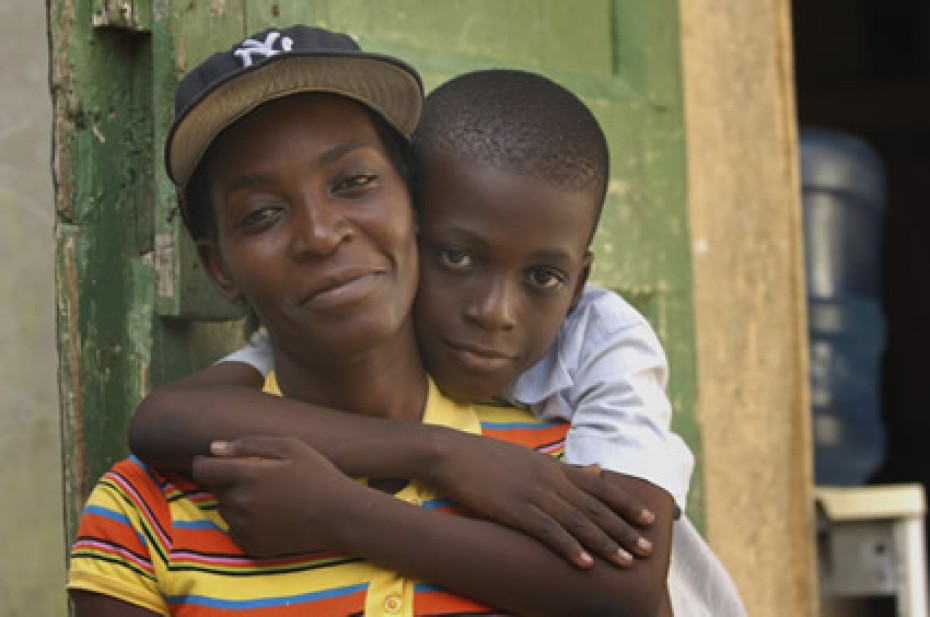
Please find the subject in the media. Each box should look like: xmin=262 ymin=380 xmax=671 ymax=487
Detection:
xmin=415 ymin=424 xmax=460 ymax=490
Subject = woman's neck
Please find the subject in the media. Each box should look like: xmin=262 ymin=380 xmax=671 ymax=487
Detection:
xmin=271 ymin=325 xmax=429 ymax=422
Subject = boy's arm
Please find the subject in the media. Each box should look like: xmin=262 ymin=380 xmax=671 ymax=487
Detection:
xmin=129 ymin=362 xmax=264 ymax=469
xmin=130 ymin=362 xmax=652 ymax=569
xmin=195 ymin=436 xmax=675 ymax=617
xmin=557 ymin=291 xmax=695 ymax=511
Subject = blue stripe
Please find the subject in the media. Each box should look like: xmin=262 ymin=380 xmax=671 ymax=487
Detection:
xmin=84 ymin=504 xmax=131 ymax=525
xmin=83 ymin=505 xmax=149 ymax=547
xmin=479 ymin=420 xmax=562 ymax=430
xmin=173 ymin=519 xmax=224 ymax=531
xmin=127 ymin=455 xmax=164 ymax=488
xmin=421 ymin=497 xmax=453 ymax=510
xmin=166 ymin=582 xmax=368 ymax=608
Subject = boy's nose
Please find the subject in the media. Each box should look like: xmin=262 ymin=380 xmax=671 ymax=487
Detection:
xmin=289 ymin=196 xmax=352 ymax=258
xmin=466 ymin=278 xmax=518 ymax=331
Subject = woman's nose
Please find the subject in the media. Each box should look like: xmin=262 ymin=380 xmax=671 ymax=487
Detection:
xmin=288 ymin=195 xmax=352 ymax=258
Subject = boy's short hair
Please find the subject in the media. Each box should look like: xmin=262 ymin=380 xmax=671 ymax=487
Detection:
xmin=412 ymin=69 xmax=609 ymax=235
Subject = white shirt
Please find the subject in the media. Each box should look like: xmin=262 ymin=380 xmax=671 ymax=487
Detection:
xmin=507 ymin=284 xmax=694 ymax=509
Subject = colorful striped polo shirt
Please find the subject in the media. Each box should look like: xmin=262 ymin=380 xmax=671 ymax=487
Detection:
xmin=68 ymin=378 xmax=568 ymax=616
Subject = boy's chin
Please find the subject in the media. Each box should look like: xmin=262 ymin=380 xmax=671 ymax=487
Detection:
xmin=433 ymin=377 xmax=505 ymax=406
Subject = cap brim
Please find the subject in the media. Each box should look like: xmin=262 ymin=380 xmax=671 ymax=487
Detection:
xmin=167 ymin=52 xmax=422 ymax=189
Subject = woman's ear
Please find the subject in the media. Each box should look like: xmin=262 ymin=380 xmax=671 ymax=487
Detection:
xmin=196 ymin=238 xmax=243 ymax=304
xmin=570 ymin=250 xmax=594 ymax=311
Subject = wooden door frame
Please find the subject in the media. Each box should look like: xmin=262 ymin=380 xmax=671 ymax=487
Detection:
xmin=680 ymin=1 xmax=818 ymax=615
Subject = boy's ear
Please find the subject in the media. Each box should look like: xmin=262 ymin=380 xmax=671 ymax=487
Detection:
xmin=195 ymin=238 xmax=243 ymax=303
xmin=569 ymin=250 xmax=594 ymax=311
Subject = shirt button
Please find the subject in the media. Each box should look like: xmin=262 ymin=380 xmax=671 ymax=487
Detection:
xmin=384 ymin=594 xmax=403 ymax=613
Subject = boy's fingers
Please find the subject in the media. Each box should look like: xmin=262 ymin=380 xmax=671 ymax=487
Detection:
xmin=192 ymin=451 xmax=273 ymax=487
xmin=578 ymin=497 xmax=652 ymax=559
xmin=543 ymin=496 xmax=638 ymax=567
xmin=209 ymin=435 xmax=300 ymax=459
xmin=570 ymin=465 xmax=655 ymax=527
xmin=210 ymin=440 xmax=233 ymax=456
xmin=192 ymin=454 xmax=238 ymax=487
xmin=523 ymin=506 xmax=594 ymax=570
xmin=560 ymin=467 xmax=654 ymax=558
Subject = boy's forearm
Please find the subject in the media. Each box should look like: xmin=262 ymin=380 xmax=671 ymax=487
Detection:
xmin=333 ymin=472 xmax=673 ymax=616
xmin=130 ymin=383 xmax=450 ymax=479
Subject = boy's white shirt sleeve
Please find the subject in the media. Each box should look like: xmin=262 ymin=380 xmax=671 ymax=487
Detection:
xmin=217 ymin=330 xmax=274 ymax=377
xmin=509 ymin=284 xmax=695 ymax=509
xmin=668 ymin=517 xmax=749 ymax=616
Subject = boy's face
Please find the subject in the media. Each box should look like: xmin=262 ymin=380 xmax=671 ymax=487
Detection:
xmin=414 ymin=154 xmax=595 ymax=402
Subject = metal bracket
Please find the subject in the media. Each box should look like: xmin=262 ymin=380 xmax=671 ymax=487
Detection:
xmin=92 ymin=0 xmax=151 ymax=32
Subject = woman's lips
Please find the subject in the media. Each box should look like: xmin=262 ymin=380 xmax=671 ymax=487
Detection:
xmin=301 ymin=269 xmax=383 ymax=310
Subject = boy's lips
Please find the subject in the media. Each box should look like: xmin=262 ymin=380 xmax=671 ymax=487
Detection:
xmin=444 ymin=340 xmax=517 ymax=373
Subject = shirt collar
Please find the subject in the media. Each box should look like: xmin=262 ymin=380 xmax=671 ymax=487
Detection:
xmin=264 ymin=372 xmax=482 ymax=435
xmin=505 ymin=345 xmax=572 ymax=406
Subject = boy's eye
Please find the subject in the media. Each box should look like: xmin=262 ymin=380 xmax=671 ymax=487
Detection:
xmin=334 ymin=174 xmax=376 ymax=193
xmin=438 ymin=247 xmax=474 ymax=270
xmin=525 ymin=267 xmax=566 ymax=291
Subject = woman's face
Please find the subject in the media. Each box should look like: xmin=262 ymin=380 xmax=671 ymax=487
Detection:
xmin=198 ymin=93 xmax=418 ymax=369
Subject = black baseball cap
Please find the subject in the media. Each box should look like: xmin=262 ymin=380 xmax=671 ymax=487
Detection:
xmin=165 ymin=25 xmax=423 ymax=191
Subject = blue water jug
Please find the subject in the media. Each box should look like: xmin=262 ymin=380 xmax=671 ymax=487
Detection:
xmin=800 ymin=127 xmax=887 ymax=486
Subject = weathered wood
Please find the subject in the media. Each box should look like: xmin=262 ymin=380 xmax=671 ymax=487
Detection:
xmin=680 ymin=0 xmax=818 ymax=614
xmin=92 ymin=0 xmax=152 ymax=31
xmin=151 ymin=1 xmax=246 ymax=321
xmin=51 ymin=0 xmax=158 ymax=537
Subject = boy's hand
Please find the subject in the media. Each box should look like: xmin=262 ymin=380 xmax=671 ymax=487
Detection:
xmin=428 ymin=432 xmax=655 ymax=569
xmin=192 ymin=436 xmax=359 ymax=557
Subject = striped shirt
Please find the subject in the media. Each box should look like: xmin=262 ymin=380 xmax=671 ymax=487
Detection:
xmin=68 ymin=378 xmax=568 ymax=616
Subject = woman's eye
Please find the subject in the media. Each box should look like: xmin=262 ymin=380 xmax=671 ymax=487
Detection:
xmin=438 ymin=248 xmax=474 ymax=270
xmin=526 ymin=268 xmax=566 ymax=290
xmin=335 ymin=174 xmax=376 ymax=192
xmin=241 ymin=207 xmax=281 ymax=228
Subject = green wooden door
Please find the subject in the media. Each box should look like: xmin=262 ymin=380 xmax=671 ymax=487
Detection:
xmin=52 ymin=0 xmax=700 ymax=537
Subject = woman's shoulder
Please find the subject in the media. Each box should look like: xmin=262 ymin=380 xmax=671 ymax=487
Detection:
xmin=89 ymin=457 xmax=193 ymax=522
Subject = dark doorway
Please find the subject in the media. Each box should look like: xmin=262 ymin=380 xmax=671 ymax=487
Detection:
xmin=792 ymin=0 xmax=930 ymax=553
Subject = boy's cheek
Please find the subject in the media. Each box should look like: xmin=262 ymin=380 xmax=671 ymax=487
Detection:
xmin=411 ymin=278 xmax=445 ymax=333
xmin=415 ymin=263 xmax=454 ymax=303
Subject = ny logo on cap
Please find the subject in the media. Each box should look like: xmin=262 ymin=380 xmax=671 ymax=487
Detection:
xmin=233 ymin=31 xmax=294 ymax=68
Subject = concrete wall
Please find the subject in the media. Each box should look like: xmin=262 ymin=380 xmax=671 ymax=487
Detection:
xmin=0 ymin=4 xmax=67 ymax=616
xmin=680 ymin=1 xmax=819 ymax=615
